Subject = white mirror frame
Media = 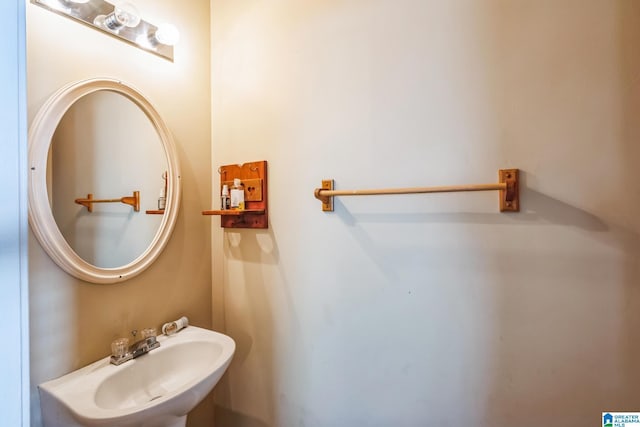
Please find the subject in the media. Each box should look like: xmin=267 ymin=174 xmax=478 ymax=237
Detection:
xmin=28 ymin=78 xmax=181 ymax=284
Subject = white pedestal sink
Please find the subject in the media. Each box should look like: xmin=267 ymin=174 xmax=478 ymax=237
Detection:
xmin=39 ymin=326 xmax=235 ymax=427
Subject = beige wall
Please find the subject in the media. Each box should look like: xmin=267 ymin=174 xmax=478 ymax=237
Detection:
xmin=211 ymin=1 xmax=640 ymax=426
xmin=27 ymin=1 xmax=213 ymax=426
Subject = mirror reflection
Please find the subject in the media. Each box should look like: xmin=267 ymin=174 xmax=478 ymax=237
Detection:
xmin=48 ymin=91 xmax=168 ymax=268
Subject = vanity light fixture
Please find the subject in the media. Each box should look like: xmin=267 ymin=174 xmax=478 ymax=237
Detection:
xmin=31 ymin=0 xmax=178 ymax=61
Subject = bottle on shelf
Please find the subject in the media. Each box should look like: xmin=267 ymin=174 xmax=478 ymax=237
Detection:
xmin=158 ymin=187 xmax=166 ymax=210
xmin=230 ymin=178 xmax=245 ymax=210
xmin=221 ymin=184 xmax=230 ymax=210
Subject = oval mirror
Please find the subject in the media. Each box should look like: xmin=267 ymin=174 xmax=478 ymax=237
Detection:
xmin=28 ymin=78 xmax=181 ymax=284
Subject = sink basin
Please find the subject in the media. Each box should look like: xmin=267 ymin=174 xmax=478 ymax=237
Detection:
xmin=39 ymin=326 xmax=235 ymax=427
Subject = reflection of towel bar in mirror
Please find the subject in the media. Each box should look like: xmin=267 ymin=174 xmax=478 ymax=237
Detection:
xmin=314 ymin=169 xmax=519 ymax=212
xmin=75 ymin=191 xmax=140 ymax=213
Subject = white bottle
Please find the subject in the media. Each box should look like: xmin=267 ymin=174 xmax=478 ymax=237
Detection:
xmin=230 ymin=178 xmax=245 ymax=210
xmin=158 ymin=187 xmax=166 ymax=210
xmin=221 ymin=184 xmax=230 ymax=210
xmin=162 ymin=316 xmax=189 ymax=336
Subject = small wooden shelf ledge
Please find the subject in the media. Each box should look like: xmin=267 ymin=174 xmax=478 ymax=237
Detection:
xmin=202 ymin=209 xmax=266 ymax=216
xmin=314 ymin=169 xmax=519 ymax=212
xmin=145 ymin=210 xmax=165 ymax=215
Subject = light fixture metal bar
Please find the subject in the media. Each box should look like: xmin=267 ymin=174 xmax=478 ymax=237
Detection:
xmin=31 ymin=0 xmax=174 ymax=61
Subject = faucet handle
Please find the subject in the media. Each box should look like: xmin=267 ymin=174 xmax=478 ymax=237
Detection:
xmin=141 ymin=328 xmax=157 ymax=339
xmin=111 ymin=337 xmax=130 ymax=358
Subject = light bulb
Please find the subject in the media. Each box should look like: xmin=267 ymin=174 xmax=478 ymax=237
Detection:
xmin=113 ymin=2 xmax=141 ymax=27
xmin=94 ymin=1 xmax=141 ymax=31
xmin=155 ymin=23 xmax=180 ymax=46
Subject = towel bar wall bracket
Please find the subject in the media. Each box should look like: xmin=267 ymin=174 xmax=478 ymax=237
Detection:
xmin=314 ymin=168 xmax=519 ymax=213
xmin=498 ymin=169 xmax=519 ymax=212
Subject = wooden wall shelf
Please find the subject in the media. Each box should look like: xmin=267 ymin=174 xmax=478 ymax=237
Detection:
xmin=145 ymin=210 xmax=165 ymax=215
xmin=202 ymin=160 xmax=268 ymax=229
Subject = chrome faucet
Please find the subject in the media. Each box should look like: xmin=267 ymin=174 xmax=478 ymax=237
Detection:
xmin=110 ymin=328 xmax=160 ymax=366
